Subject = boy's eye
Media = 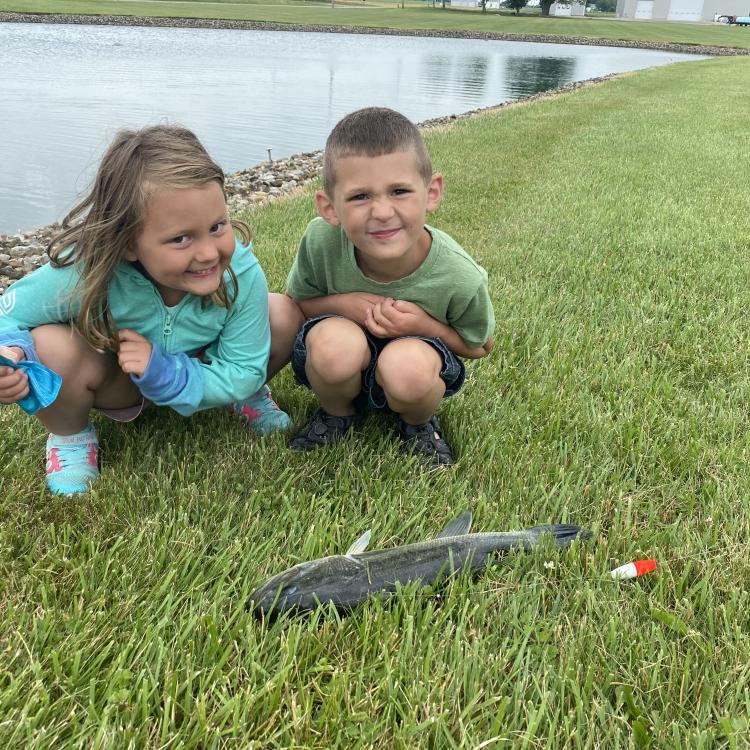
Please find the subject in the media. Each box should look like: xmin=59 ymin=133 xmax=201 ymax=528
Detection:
xmin=170 ymin=234 xmax=190 ymax=245
xmin=348 ymin=194 xmax=369 ymax=202
xmin=393 ymin=188 xmax=411 ymax=196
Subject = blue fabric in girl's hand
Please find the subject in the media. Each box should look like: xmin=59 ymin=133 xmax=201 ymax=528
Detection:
xmin=0 ymin=354 xmax=62 ymax=415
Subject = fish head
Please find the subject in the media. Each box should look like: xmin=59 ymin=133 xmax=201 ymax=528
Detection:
xmin=250 ymin=554 xmax=365 ymax=617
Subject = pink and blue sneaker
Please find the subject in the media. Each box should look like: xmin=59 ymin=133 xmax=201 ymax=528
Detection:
xmin=45 ymin=424 xmax=100 ymax=496
xmin=231 ymin=385 xmax=292 ymax=436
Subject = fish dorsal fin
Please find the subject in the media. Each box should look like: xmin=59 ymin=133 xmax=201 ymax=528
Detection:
xmin=436 ymin=511 xmax=473 ymax=538
xmin=345 ymin=530 xmax=372 ymax=556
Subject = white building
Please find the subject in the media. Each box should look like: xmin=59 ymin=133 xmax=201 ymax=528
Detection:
xmin=617 ymin=0 xmax=750 ymax=22
xmin=551 ymin=1 xmax=587 ymax=14
xmin=450 ymin=0 xmax=502 ymax=7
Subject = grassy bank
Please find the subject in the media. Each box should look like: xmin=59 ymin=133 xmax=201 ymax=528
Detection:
xmin=3 ymin=0 xmax=750 ymax=49
xmin=2 ymin=57 xmax=750 ymax=747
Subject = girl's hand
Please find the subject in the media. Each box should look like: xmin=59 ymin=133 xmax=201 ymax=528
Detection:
xmin=118 ymin=329 xmax=153 ymax=378
xmin=364 ymin=298 xmax=434 ymax=339
xmin=0 ymin=347 xmax=29 ymax=403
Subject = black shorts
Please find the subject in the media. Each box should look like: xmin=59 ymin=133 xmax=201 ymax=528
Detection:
xmin=291 ymin=315 xmax=465 ymax=411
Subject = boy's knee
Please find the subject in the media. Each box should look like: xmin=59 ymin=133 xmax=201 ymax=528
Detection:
xmin=376 ymin=340 xmax=442 ymax=402
xmin=305 ymin=319 xmax=369 ymax=381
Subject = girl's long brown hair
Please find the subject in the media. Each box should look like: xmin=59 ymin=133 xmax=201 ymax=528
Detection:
xmin=48 ymin=125 xmax=250 ymax=352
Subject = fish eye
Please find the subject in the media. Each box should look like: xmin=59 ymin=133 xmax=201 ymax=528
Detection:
xmin=281 ymin=584 xmax=298 ymax=597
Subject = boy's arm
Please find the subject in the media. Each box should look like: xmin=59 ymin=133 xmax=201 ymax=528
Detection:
xmin=365 ymin=299 xmax=493 ymax=360
xmin=421 ymin=321 xmax=493 ymax=359
xmin=295 ymin=292 xmax=387 ymax=326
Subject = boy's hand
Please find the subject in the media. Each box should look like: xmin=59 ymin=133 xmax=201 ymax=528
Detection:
xmin=0 ymin=347 xmax=29 ymax=403
xmin=118 ymin=329 xmax=153 ymax=378
xmin=364 ymin=299 xmax=435 ymax=339
xmin=337 ymin=292 xmax=387 ymax=324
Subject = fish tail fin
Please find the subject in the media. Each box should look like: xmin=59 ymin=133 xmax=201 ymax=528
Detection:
xmin=527 ymin=524 xmax=592 ymax=548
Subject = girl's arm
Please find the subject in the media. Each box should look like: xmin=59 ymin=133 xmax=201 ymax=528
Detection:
xmin=128 ymin=259 xmax=270 ymax=416
xmin=0 ymin=264 xmax=80 ymax=361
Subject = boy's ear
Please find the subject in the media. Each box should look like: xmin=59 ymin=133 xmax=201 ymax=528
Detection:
xmin=315 ymin=190 xmax=341 ymax=226
xmin=426 ymin=173 xmax=444 ymax=213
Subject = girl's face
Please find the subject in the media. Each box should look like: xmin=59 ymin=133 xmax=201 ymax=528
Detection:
xmin=126 ymin=181 xmax=236 ymax=306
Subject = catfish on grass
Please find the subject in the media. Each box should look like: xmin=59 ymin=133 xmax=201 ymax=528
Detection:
xmin=251 ymin=511 xmax=591 ymax=617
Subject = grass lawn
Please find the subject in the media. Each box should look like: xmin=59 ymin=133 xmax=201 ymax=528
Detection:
xmin=4 ymin=0 xmax=750 ymax=49
xmin=2 ymin=56 xmax=750 ymax=747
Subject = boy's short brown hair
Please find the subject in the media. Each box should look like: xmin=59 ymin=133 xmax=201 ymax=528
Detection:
xmin=322 ymin=107 xmax=433 ymax=195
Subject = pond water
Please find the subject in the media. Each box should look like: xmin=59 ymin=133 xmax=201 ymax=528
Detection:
xmin=0 ymin=22 xmax=705 ymax=234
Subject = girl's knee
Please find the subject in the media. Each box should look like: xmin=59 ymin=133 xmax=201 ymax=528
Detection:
xmin=32 ymin=324 xmax=113 ymax=384
xmin=269 ymin=293 xmax=303 ymax=339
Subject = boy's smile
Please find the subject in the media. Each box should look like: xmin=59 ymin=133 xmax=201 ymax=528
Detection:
xmin=316 ymin=150 xmax=443 ymax=282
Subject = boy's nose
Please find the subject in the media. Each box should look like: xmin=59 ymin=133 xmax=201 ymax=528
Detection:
xmin=371 ymin=197 xmax=394 ymax=220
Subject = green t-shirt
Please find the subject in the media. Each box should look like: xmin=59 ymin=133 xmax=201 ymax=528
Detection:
xmin=286 ymin=217 xmax=495 ymax=349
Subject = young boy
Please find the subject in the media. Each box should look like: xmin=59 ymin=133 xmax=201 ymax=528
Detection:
xmin=286 ymin=107 xmax=494 ymax=470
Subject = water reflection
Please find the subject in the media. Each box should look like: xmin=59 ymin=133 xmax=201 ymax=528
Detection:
xmin=504 ymin=56 xmax=578 ymax=97
xmin=0 ymin=23 xmax=705 ymax=233
xmin=457 ymin=57 xmax=490 ymax=98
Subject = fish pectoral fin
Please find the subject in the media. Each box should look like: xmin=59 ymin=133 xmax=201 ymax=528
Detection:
xmin=436 ymin=511 xmax=473 ymax=539
xmin=345 ymin=530 xmax=372 ymax=556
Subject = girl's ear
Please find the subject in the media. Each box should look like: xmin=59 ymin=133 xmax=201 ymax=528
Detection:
xmin=123 ymin=246 xmax=139 ymax=262
xmin=426 ymin=173 xmax=444 ymax=213
xmin=315 ymin=190 xmax=340 ymax=226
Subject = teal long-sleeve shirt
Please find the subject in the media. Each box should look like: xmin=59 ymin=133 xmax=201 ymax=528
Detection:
xmin=0 ymin=241 xmax=270 ymax=416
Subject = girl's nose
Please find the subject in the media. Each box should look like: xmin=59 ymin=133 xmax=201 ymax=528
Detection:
xmin=195 ymin=238 xmax=220 ymax=262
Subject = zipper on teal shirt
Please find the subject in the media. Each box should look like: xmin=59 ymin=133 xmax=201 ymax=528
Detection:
xmin=163 ymin=311 xmax=173 ymax=344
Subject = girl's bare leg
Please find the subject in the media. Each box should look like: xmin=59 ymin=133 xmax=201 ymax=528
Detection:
xmin=32 ymin=324 xmax=141 ymax=435
xmin=267 ymin=293 xmax=304 ymax=382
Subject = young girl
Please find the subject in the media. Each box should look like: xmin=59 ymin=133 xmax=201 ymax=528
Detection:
xmin=0 ymin=125 xmax=303 ymax=496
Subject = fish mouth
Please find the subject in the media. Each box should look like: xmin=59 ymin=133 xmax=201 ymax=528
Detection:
xmin=249 ymin=579 xmax=300 ymax=617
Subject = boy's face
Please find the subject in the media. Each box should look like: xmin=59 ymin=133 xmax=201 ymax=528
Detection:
xmin=316 ymin=150 xmax=443 ymax=281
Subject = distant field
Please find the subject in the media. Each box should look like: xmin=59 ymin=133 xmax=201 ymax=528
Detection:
xmin=3 ymin=0 xmax=750 ymax=49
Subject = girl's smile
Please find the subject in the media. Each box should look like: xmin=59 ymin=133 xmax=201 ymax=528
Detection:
xmin=126 ymin=181 xmax=236 ymax=306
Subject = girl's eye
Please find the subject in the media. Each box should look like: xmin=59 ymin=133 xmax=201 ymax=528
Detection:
xmin=171 ymin=235 xmax=190 ymax=246
xmin=210 ymin=221 xmax=227 ymax=234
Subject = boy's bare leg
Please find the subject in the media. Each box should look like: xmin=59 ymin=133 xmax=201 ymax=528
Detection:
xmin=375 ymin=339 xmax=446 ymax=424
xmin=267 ymin=293 xmax=304 ymax=382
xmin=32 ymin=324 xmax=140 ymax=435
xmin=304 ymin=318 xmax=371 ymax=416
